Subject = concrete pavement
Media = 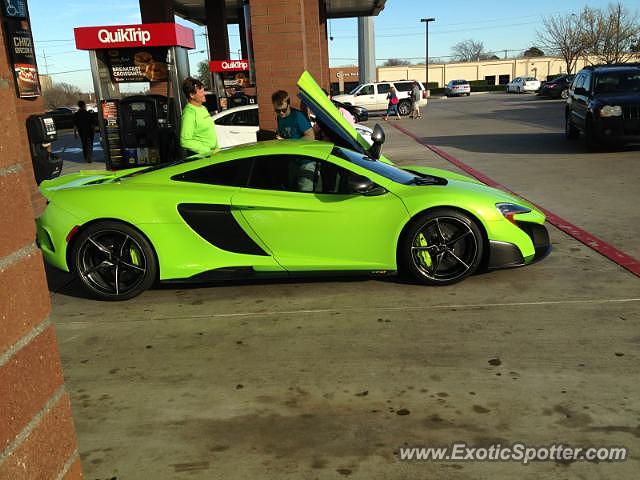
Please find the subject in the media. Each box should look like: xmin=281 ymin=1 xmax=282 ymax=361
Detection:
xmin=45 ymin=102 xmax=640 ymax=479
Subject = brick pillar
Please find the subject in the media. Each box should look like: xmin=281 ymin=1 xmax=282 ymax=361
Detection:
xmin=251 ymin=0 xmax=330 ymax=132
xmin=0 ymin=15 xmax=82 ymax=480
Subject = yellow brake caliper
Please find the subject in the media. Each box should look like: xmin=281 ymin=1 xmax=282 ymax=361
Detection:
xmin=129 ymin=246 xmax=141 ymax=267
xmin=417 ymin=233 xmax=432 ymax=269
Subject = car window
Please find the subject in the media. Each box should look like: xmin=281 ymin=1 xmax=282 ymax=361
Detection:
xmin=452 ymin=80 xmax=468 ymax=86
xmin=358 ymin=85 xmax=374 ymax=95
xmin=333 ymin=147 xmax=416 ymax=184
xmin=582 ymin=73 xmax=592 ymax=91
xmin=172 ymin=158 xmax=253 ymax=186
xmin=573 ymin=74 xmax=584 ymax=90
xmin=234 ymin=108 xmax=259 ymax=126
xmin=524 ymin=77 xmax=537 ymax=81
xmin=393 ymin=82 xmax=413 ymax=92
xmin=377 ymin=83 xmax=391 ymax=94
xmin=594 ymin=71 xmax=640 ymax=93
xmin=248 ymin=155 xmax=319 ymax=193
xmin=213 ymin=112 xmax=236 ymax=126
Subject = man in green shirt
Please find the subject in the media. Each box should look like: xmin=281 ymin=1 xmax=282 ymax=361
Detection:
xmin=180 ymin=77 xmax=218 ymax=155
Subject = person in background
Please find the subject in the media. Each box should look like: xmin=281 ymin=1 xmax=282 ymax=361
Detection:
xmin=271 ymin=90 xmax=314 ymax=140
xmin=73 ymin=100 xmax=95 ymax=163
xmin=383 ymin=86 xmax=401 ymax=121
xmin=272 ymin=90 xmax=315 ymax=191
xmin=180 ymin=77 xmax=218 ymax=156
xmin=410 ymin=81 xmax=423 ymax=119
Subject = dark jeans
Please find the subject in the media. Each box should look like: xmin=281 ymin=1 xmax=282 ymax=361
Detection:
xmin=79 ymin=132 xmax=94 ymax=162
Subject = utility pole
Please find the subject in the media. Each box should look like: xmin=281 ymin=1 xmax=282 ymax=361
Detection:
xmin=421 ymin=17 xmax=435 ymax=92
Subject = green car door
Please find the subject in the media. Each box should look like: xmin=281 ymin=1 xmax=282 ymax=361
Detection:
xmin=231 ymin=153 xmax=409 ymax=271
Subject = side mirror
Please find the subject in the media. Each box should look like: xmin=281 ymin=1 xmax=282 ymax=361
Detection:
xmin=348 ymin=174 xmax=385 ymax=196
xmin=368 ymin=124 xmax=385 ymax=160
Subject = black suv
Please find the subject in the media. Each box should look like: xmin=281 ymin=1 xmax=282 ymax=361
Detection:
xmin=565 ymin=63 xmax=640 ymax=149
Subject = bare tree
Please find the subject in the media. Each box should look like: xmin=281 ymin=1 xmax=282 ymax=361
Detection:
xmin=382 ymin=58 xmax=411 ymax=67
xmin=451 ymin=39 xmax=486 ymax=62
xmin=42 ymin=82 xmax=82 ymax=109
xmin=538 ymin=13 xmax=586 ymax=74
xmin=196 ymin=60 xmax=212 ymax=90
xmin=580 ymin=3 xmax=640 ymax=64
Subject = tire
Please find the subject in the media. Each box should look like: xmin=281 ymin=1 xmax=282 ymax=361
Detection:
xmin=560 ymin=89 xmax=569 ymax=99
xmin=466 ymin=92 xmax=471 ymax=96
xmin=397 ymin=100 xmax=411 ymax=116
xmin=399 ymin=209 xmax=484 ymax=286
xmin=584 ymin=116 xmax=599 ymax=151
xmin=72 ymin=221 xmax=158 ymax=300
xmin=565 ymin=113 xmax=579 ymax=140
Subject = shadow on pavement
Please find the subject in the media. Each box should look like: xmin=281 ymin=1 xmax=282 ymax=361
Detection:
xmin=419 ymin=132 xmax=638 ymax=155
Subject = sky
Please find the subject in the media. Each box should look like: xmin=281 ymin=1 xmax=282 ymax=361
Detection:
xmin=28 ymin=0 xmax=635 ymax=92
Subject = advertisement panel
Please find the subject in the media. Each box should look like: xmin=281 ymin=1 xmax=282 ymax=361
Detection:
xmin=105 ymin=47 xmax=169 ymax=83
xmin=5 ymin=17 xmax=40 ymax=98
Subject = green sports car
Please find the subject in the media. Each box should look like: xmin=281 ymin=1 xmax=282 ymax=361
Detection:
xmin=36 ymin=72 xmax=550 ymax=300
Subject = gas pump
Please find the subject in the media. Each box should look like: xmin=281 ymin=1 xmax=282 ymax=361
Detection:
xmin=74 ymin=23 xmax=194 ymax=169
xmin=26 ymin=114 xmax=62 ymax=184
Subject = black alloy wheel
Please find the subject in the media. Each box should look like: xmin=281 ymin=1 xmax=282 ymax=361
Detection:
xmin=397 ymin=100 xmax=411 ymax=116
xmin=399 ymin=209 xmax=484 ymax=286
xmin=72 ymin=221 xmax=158 ymax=300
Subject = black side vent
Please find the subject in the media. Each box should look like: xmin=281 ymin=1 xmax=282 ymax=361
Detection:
xmin=177 ymin=203 xmax=269 ymax=256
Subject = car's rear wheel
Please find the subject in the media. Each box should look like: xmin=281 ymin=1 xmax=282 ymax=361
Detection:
xmin=565 ymin=113 xmax=579 ymax=140
xmin=72 ymin=221 xmax=157 ymax=300
xmin=399 ymin=209 xmax=484 ymax=286
xmin=397 ymin=100 xmax=411 ymax=116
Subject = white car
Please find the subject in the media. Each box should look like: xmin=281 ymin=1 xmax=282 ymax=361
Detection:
xmin=212 ymin=104 xmax=372 ymax=148
xmin=332 ymin=80 xmax=428 ymax=116
xmin=506 ymin=77 xmax=541 ymax=93
xmin=445 ymin=79 xmax=471 ymax=97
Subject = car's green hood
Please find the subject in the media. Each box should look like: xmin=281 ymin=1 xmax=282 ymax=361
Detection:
xmin=39 ymin=167 xmax=146 ymax=198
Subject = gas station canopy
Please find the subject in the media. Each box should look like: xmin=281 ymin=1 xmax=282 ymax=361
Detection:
xmin=173 ymin=0 xmax=387 ymax=24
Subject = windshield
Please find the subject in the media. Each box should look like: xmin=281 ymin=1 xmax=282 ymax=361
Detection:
xmin=333 ymin=147 xmax=417 ymax=184
xmin=594 ymin=71 xmax=640 ymax=94
xmin=524 ymin=77 xmax=537 ymax=81
xmin=452 ymin=80 xmax=468 ymax=85
xmin=348 ymin=85 xmax=361 ymax=95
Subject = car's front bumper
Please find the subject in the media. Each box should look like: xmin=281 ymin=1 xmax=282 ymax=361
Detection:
xmin=487 ymin=221 xmax=551 ymax=269
xmin=593 ymin=115 xmax=640 ymax=144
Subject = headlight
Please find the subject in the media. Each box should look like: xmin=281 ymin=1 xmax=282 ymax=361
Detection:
xmin=599 ymin=105 xmax=622 ymax=117
xmin=496 ymin=203 xmax=531 ymax=223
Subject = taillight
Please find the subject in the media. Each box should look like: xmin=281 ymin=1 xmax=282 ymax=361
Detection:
xmin=422 ymin=91 xmax=427 ymax=99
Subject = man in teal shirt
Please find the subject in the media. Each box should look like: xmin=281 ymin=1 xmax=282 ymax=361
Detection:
xmin=180 ymin=77 xmax=218 ymax=155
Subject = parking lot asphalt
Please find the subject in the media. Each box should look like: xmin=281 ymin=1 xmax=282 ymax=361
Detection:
xmin=46 ymin=94 xmax=640 ymax=479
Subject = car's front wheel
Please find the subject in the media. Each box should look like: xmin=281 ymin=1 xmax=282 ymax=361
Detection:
xmin=565 ymin=113 xmax=579 ymax=140
xmin=72 ymin=221 xmax=158 ymax=300
xmin=399 ymin=209 xmax=484 ymax=286
xmin=560 ymin=89 xmax=569 ymax=99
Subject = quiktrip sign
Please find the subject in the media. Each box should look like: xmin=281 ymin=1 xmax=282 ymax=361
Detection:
xmin=209 ymin=60 xmax=249 ymax=72
xmin=74 ymin=23 xmax=195 ymax=50
xmin=210 ymin=59 xmax=252 ymax=88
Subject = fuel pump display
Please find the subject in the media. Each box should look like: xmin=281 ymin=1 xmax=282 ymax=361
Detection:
xmin=118 ymin=95 xmax=177 ymax=167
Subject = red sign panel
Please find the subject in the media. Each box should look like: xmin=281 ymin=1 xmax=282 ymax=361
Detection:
xmin=209 ymin=60 xmax=249 ymax=72
xmin=74 ymin=23 xmax=195 ymax=50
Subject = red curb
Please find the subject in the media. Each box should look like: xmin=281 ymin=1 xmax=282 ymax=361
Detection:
xmin=391 ymin=123 xmax=640 ymax=278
